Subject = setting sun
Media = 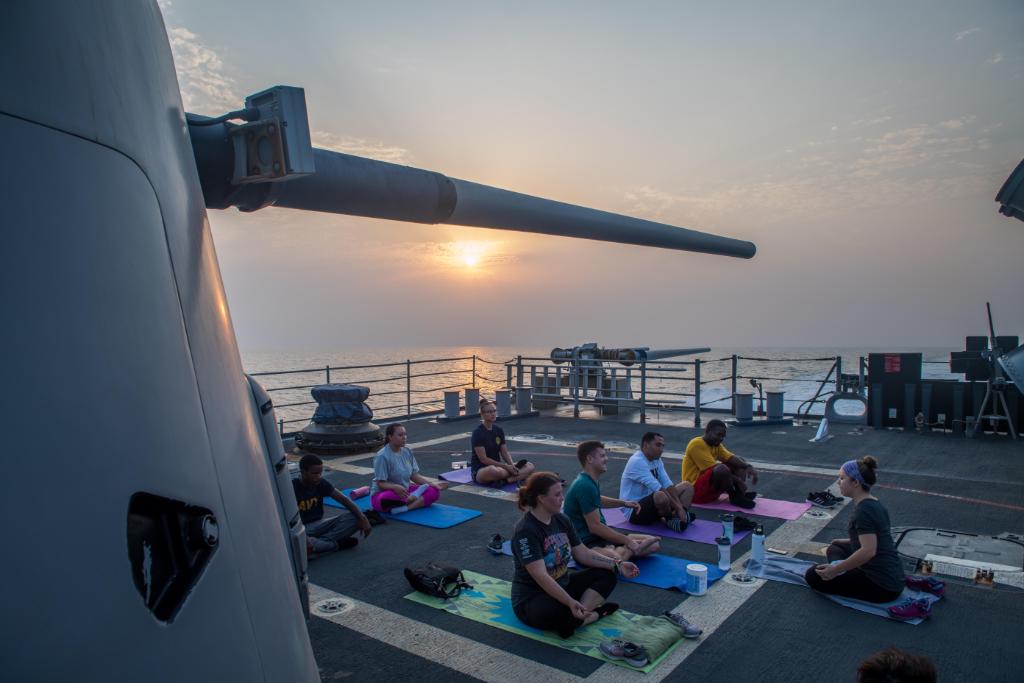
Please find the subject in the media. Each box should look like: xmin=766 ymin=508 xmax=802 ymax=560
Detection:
xmin=440 ymin=241 xmax=496 ymax=271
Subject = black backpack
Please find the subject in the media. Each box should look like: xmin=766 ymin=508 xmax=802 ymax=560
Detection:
xmin=403 ymin=561 xmax=473 ymax=599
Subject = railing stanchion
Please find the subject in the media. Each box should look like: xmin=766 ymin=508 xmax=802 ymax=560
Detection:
xmin=516 ymin=355 xmax=523 ymax=388
xmin=506 ymin=362 xmax=513 ymax=391
xmin=640 ymin=361 xmax=647 ymax=424
xmin=573 ymin=364 xmax=580 ymax=418
xmin=279 ymin=418 xmax=284 ymax=436
xmin=406 ymin=359 xmax=411 ymax=418
xmin=326 ymin=364 xmax=330 ymax=384
xmin=472 ymin=355 xmax=477 ymax=388
xmin=731 ymin=354 xmax=738 ymax=413
xmin=694 ymin=359 xmax=702 ymax=428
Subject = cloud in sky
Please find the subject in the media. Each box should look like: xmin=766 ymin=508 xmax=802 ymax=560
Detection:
xmin=311 ymin=131 xmax=413 ymax=165
xmin=954 ymin=27 xmax=981 ymax=41
xmin=987 ymin=52 xmax=1004 ymax=65
xmin=167 ymin=26 xmax=240 ymax=113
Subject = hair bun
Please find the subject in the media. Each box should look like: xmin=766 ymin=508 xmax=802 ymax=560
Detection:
xmin=861 ymin=455 xmax=879 ymax=470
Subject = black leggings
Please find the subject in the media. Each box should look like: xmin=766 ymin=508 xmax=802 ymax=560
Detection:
xmin=513 ymin=569 xmax=617 ymax=637
xmin=804 ymin=542 xmax=902 ymax=603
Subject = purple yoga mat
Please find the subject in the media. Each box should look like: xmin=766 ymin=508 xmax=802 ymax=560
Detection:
xmin=438 ymin=468 xmax=519 ymax=493
xmin=693 ymin=495 xmax=811 ymax=520
xmin=604 ymin=508 xmax=749 ymax=545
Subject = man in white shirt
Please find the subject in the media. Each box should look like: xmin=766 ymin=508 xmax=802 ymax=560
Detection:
xmin=619 ymin=431 xmax=695 ymax=532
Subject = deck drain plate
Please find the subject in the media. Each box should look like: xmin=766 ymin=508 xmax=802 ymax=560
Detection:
xmin=511 ymin=434 xmax=553 ymax=442
xmin=728 ymin=573 xmax=762 ymax=587
xmin=805 ymin=509 xmax=831 ymax=518
xmin=603 ymin=440 xmax=637 ymax=450
xmin=314 ymin=597 xmax=353 ymax=615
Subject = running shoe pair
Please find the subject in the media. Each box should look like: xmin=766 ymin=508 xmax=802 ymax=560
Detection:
xmin=600 ymin=639 xmax=649 ymax=668
xmin=487 ymin=533 xmax=504 ymax=555
xmin=807 ymin=490 xmax=843 ymax=508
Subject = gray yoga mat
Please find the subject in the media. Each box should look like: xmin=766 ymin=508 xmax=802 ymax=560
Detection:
xmin=748 ymin=555 xmax=940 ymax=624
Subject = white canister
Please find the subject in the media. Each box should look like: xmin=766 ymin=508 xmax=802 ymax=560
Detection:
xmin=685 ymin=563 xmax=708 ymax=596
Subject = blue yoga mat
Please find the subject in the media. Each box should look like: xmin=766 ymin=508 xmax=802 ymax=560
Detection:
xmin=497 ymin=541 xmax=725 ymax=591
xmin=749 ymin=555 xmax=940 ymax=624
xmin=326 ymin=489 xmax=482 ymax=528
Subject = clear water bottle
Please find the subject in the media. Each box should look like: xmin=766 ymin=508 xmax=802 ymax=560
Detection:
xmin=716 ymin=536 xmax=731 ymax=571
xmin=749 ymin=528 xmax=765 ymax=573
xmin=721 ymin=513 xmax=734 ymax=542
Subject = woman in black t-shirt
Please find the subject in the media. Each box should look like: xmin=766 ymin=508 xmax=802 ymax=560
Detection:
xmin=805 ymin=456 xmax=905 ymax=603
xmin=511 ymin=472 xmax=640 ymax=638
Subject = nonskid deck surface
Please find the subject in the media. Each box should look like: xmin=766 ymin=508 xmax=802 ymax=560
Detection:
xmin=302 ymin=414 xmax=1024 ymax=681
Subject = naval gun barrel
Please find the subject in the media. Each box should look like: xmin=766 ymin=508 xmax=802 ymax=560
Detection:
xmin=550 ymin=346 xmax=710 ymax=366
xmin=190 ymin=124 xmax=756 ymax=258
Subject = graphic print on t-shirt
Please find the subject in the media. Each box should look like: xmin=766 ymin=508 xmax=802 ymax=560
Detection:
xmin=543 ymin=532 xmax=571 ymax=581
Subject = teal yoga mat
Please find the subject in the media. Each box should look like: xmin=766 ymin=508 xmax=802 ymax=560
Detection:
xmin=749 ymin=555 xmax=940 ymax=624
xmin=404 ymin=569 xmax=687 ymax=673
xmin=497 ymin=541 xmax=726 ymax=591
xmin=326 ymin=489 xmax=481 ymax=528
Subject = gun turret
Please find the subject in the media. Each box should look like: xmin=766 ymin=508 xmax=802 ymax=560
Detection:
xmin=550 ymin=344 xmax=710 ymax=366
xmin=188 ymin=88 xmax=756 ymax=258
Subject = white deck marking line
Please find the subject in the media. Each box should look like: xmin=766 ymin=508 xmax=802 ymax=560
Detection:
xmin=585 ymin=501 xmax=849 ymax=682
xmin=308 ymin=583 xmax=584 ymax=682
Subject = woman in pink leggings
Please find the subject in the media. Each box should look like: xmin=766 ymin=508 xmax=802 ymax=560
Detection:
xmin=370 ymin=423 xmax=448 ymax=514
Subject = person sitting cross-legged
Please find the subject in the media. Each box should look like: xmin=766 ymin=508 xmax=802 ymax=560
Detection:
xmin=682 ymin=419 xmax=758 ymax=510
xmin=471 ymin=399 xmax=535 ymax=486
xmin=293 ymin=454 xmax=372 ymax=557
xmin=564 ymin=440 xmax=660 ymax=561
xmin=804 ymin=456 xmax=905 ymax=603
xmin=619 ymin=431 xmax=696 ymax=532
xmin=371 ymin=423 xmax=448 ymax=514
xmin=511 ymin=471 xmax=640 ymax=639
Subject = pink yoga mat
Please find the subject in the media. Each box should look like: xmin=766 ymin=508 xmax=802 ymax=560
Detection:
xmin=693 ymin=495 xmax=811 ymax=520
xmin=603 ymin=508 xmax=749 ymax=545
xmin=438 ymin=468 xmax=519 ymax=493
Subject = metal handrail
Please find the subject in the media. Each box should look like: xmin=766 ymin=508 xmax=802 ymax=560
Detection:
xmin=251 ymin=351 xmax=847 ymax=435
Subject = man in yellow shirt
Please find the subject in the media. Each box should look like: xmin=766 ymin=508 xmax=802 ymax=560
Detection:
xmin=682 ymin=419 xmax=758 ymax=509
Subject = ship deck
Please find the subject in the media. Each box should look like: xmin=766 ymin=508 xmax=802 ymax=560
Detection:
xmin=300 ymin=409 xmax=1024 ymax=681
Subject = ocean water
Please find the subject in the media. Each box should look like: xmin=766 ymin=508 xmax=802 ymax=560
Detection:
xmin=240 ymin=346 xmax=959 ymax=431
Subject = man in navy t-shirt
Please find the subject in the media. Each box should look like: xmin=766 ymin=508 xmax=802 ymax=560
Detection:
xmin=292 ymin=454 xmax=372 ymax=556
xmin=471 ymin=399 xmax=535 ymax=486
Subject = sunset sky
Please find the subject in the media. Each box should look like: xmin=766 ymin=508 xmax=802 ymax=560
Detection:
xmin=161 ymin=1 xmax=1024 ymax=351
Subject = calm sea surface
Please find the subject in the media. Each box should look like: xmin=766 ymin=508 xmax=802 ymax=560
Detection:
xmin=240 ymin=346 xmax=958 ymax=431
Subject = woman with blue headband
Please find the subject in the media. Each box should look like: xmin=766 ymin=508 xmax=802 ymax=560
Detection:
xmin=804 ymin=456 xmax=904 ymax=602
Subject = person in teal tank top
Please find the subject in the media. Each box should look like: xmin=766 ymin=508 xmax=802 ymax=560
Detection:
xmin=563 ymin=440 xmax=661 ymax=561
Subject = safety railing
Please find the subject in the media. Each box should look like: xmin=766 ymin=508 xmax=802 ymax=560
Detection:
xmin=250 ymin=352 xmax=852 ymax=434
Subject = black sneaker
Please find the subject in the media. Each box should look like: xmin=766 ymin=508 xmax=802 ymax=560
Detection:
xmin=728 ymin=491 xmax=756 ymax=509
xmin=487 ymin=533 xmax=504 ymax=555
xmin=733 ymin=515 xmax=757 ymax=532
xmin=807 ymin=491 xmax=836 ymax=508
xmin=363 ymin=510 xmax=387 ymax=525
xmin=823 ymin=491 xmax=844 ymax=505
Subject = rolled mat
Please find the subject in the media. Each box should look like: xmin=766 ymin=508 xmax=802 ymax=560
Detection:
xmin=326 ymin=489 xmax=481 ymax=528
xmin=693 ymin=495 xmax=811 ymax=520
xmin=748 ymin=555 xmax=941 ymax=624
xmin=439 ymin=468 xmax=519 ymax=493
xmin=497 ymin=541 xmax=726 ymax=591
xmin=404 ymin=569 xmax=688 ymax=673
xmin=604 ymin=508 xmax=750 ymax=546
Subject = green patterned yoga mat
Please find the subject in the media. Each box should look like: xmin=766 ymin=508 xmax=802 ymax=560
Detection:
xmin=403 ymin=570 xmax=685 ymax=673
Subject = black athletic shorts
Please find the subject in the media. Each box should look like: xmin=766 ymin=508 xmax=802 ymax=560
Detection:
xmin=629 ymin=492 xmax=661 ymax=525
